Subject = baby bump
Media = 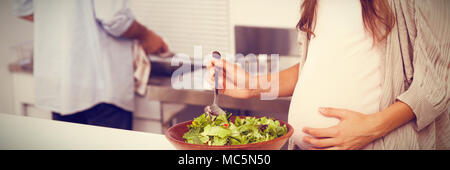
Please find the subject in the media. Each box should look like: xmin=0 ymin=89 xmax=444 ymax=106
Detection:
xmin=288 ymin=100 xmax=340 ymax=149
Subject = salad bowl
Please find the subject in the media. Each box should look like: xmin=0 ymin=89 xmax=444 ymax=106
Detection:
xmin=165 ymin=116 xmax=294 ymax=150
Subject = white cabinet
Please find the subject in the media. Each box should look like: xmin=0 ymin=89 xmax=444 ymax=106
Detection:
xmin=10 ymin=71 xmax=171 ymax=134
xmin=11 ymin=72 xmax=52 ymax=119
xmin=133 ymin=97 xmax=186 ymax=134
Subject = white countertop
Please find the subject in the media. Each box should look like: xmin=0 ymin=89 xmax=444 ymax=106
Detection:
xmin=0 ymin=113 xmax=175 ymax=150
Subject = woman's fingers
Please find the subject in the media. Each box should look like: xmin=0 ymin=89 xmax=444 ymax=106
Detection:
xmin=207 ymin=59 xmax=236 ymax=88
xmin=319 ymin=107 xmax=349 ymax=120
xmin=207 ymin=59 xmax=250 ymax=96
xmin=206 ymin=74 xmax=214 ymax=87
xmin=303 ymin=126 xmax=339 ymax=138
xmin=207 ymin=69 xmax=225 ymax=88
xmin=211 ymin=59 xmax=240 ymax=78
xmin=323 ymin=146 xmax=341 ymax=150
xmin=303 ymin=136 xmax=343 ymax=148
xmin=207 ymin=67 xmax=232 ymax=91
xmin=208 ymin=68 xmax=215 ymax=80
xmin=206 ymin=60 xmax=214 ymax=70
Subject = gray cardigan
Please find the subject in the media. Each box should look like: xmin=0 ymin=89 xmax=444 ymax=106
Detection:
xmin=289 ymin=0 xmax=449 ymax=149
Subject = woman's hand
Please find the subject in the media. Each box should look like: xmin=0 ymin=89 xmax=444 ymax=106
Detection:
xmin=206 ymin=59 xmax=259 ymax=99
xmin=206 ymin=60 xmax=302 ymax=99
xmin=302 ymin=107 xmax=385 ymax=150
xmin=302 ymin=102 xmax=415 ymax=150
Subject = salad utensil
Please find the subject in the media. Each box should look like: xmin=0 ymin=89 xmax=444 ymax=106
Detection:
xmin=205 ymin=51 xmax=227 ymax=115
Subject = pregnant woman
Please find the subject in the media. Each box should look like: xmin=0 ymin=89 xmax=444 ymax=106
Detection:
xmin=207 ymin=0 xmax=449 ymax=149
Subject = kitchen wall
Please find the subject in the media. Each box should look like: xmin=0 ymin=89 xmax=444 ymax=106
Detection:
xmin=230 ymin=0 xmax=301 ymax=28
xmin=131 ymin=0 xmax=301 ymax=57
xmin=0 ymin=0 xmax=33 ymax=114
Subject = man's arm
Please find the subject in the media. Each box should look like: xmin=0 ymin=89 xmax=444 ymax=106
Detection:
xmin=15 ymin=0 xmax=33 ymax=22
xmin=94 ymin=0 xmax=168 ymax=55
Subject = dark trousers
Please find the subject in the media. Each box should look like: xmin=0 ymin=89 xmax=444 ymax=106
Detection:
xmin=52 ymin=103 xmax=133 ymax=130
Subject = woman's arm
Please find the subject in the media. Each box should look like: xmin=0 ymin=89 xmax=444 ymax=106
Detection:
xmin=395 ymin=0 xmax=450 ymax=131
xmin=258 ymin=63 xmax=300 ymax=98
xmin=372 ymin=101 xmax=416 ymax=137
xmin=207 ymin=59 xmax=300 ymax=99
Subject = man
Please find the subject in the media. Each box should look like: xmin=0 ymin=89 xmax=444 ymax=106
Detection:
xmin=14 ymin=0 xmax=168 ymax=130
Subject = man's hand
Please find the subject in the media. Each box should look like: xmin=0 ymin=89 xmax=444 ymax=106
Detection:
xmin=20 ymin=14 xmax=34 ymax=22
xmin=138 ymin=29 xmax=168 ymax=55
xmin=121 ymin=20 xmax=169 ymax=55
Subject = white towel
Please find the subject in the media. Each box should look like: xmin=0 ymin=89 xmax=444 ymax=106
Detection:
xmin=133 ymin=41 xmax=151 ymax=96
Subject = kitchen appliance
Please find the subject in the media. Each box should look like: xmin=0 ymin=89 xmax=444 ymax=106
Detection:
xmin=234 ymin=26 xmax=299 ymax=57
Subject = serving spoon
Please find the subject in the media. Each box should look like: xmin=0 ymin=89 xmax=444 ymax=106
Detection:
xmin=204 ymin=51 xmax=227 ymax=115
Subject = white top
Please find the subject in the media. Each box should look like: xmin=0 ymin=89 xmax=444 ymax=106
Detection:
xmin=288 ymin=0 xmax=383 ymax=149
xmin=0 ymin=113 xmax=175 ymax=149
xmin=15 ymin=0 xmax=136 ymax=115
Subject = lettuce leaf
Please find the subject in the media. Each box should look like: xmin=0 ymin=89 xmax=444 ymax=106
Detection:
xmin=183 ymin=113 xmax=288 ymax=146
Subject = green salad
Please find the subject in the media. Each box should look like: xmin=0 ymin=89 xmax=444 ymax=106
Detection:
xmin=183 ymin=113 xmax=288 ymax=146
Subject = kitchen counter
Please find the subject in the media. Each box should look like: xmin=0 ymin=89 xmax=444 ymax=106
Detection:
xmin=0 ymin=113 xmax=175 ymax=149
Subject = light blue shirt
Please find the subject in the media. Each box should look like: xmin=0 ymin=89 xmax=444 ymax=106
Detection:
xmin=15 ymin=0 xmax=136 ymax=115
